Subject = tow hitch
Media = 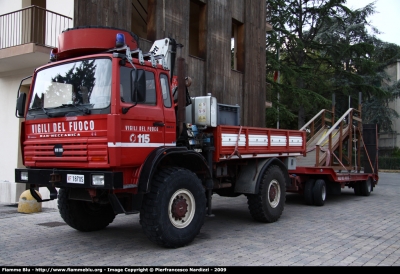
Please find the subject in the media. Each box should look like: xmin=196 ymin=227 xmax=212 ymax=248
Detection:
xmin=29 ymin=187 xmax=58 ymax=202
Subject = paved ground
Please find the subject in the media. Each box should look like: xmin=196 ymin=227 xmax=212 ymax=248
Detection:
xmin=0 ymin=172 xmax=399 ymax=267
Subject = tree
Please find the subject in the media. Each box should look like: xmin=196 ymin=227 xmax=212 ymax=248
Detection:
xmin=315 ymin=1 xmax=396 ymax=119
xmin=265 ymin=0 xmax=400 ymax=132
xmin=266 ymin=0 xmax=351 ymax=129
xmin=52 ymin=60 xmax=97 ymax=104
xmin=361 ymin=40 xmax=400 ymax=133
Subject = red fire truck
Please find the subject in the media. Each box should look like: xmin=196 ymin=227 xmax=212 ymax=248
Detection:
xmin=14 ymin=26 xmax=378 ymax=248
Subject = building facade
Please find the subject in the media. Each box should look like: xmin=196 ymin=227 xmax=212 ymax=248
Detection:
xmin=0 ymin=0 xmax=74 ymax=207
xmin=379 ymin=59 xmax=400 ymax=152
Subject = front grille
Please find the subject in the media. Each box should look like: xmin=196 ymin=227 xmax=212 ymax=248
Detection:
xmin=23 ymin=138 xmax=108 ymax=166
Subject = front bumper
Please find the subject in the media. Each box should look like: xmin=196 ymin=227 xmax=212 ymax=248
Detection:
xmin=15 ymin=168 xmax=123 ymax=189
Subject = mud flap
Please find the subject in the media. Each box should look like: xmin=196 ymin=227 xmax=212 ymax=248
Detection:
xmin=108 ymin=193 xmax=141 ymax=215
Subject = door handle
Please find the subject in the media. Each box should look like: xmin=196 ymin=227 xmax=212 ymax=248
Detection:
xmin=153 ymin=121 xmax=165 ymax=127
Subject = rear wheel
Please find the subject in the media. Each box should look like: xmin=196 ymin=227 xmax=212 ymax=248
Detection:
xmin=354 ymin=183 xmax=362 ymax=196
xmin=247 ymin=165 xmax=286 ymax=223
xmin=312 ymin=179 xmax=326 ymax=206
xmin=304 ymin=179 xmax=315 ymax=205
xmin=58 ymin=188 xmax=116 ymax=232
xmin=360 ymin=178 xmax=372 ymax=196
xmin=140 ymin=167 xmax=206 ymax=248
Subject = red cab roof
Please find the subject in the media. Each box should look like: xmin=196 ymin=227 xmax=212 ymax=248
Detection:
xmin=54 ymin=26 xmax=139 ymax=60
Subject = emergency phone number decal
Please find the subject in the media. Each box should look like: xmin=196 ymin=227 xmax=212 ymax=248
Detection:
xmin=125 ymin=125 xmax=159 ymax=143
xmin=129 ymin=134 xmax=150 ymax=143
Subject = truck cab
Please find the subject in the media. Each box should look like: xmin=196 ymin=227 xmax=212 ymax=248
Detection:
xmin=15 ymin=27 xmax=182 ymax=190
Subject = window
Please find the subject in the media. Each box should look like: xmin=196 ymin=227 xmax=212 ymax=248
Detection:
xmin=144 ymin=71 xmax=156 ymax=105
xmin=131 ymin=0 xmax=156 ymax=41
xmin=231 ymin=19 xmax=244 ymax=72
xmin=120 ymin=67 xmax=132 ymax=102
xmin=160 ymin=74 xmax=172 ymax=108
xmin=30 ymin=58 xmax=112 ymax=111
xmin=120 ymin=67 xmax=156 ymax=105
xmin=189 ymin=0 xmax=206 ymax=58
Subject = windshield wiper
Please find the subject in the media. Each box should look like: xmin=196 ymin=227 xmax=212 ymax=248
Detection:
xmin=29 ymin=104 xmax=91 ymax=116
xmin=28 ymin=106 xmax=53 ymax=117
xmin=41 ymin=107 xmax=52 ymax=117
xmin=61 ymin=104 xmax=91 ymax=114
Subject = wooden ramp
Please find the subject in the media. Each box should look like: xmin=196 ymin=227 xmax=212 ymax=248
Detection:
xmin=297 ymin=125 xmax=350 ymax=167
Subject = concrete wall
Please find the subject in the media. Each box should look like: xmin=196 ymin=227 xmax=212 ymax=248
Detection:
xmin=0 ymin=68 xmax=33 ymax=203
xmin=0 ymin=0 xmax=73 ymax=15
xmin=0 ymin=0 xmax=24 ymax=14
xmin=47 ymin=0 xmax=74 ymax=19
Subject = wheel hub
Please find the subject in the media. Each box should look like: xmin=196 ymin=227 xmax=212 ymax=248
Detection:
xmin=269 ymin=185 xmax=277 ymax=202
xmin=168 ymin=188 xmax=196 ymax=229
xmin=268 ymin=180 xmax=281 ymax=208
xmin=171 ymin=195 xmax=188 ymax=220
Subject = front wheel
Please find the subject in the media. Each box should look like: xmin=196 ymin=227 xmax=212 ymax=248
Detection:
xmin=58 ymin=188 xmax=116 ymax=232
xmin=246 ymin=165 xmax=286 ymax=223
xmin=140 ymin=167 xmax=206 ymax=248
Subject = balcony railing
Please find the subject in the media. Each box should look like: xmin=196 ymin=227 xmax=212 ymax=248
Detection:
xmin=0 ymin=5 xmax=72 ymax=49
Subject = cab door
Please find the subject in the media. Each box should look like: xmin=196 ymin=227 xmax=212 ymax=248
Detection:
xmin=120 ymin=67 xmax=165 ymax=166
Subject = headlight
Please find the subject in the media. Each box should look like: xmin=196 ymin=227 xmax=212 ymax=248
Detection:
xmin=21 ymin=171 xmax=28 ymax=181
xmin=92 ymin=174 xmax=105 ymax=186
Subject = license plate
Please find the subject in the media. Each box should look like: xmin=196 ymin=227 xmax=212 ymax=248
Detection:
xmin=67 ymin=174 xmax=84 ymax=184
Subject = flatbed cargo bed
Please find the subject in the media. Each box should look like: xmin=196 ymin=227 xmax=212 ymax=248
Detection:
xmin=208 ymin=125 xmax=307 ymax=162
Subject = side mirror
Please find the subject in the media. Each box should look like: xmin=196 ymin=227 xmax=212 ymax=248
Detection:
xmin=16 ymin=93 xmax=26 ymax=118
xmin=15 ymin=75 xmax=32 ymax=118
xmin=132 ymin=69 xmax=146 ymax=103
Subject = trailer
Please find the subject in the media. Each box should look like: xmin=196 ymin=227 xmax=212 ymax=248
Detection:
xmin=287 ymin=107 xmax=379 ymax=206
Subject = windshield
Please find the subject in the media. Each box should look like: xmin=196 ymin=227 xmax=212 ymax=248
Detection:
xmin=28 ymin=58 xmax=112 ymax=114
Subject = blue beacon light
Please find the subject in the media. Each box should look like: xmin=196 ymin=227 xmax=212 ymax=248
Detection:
xmin=116 ymin=33 xmax=126 ymax=47
xmin=49 ymin=48 xmax=57 ymax=62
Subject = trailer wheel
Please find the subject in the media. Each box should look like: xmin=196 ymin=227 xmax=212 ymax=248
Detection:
xmin=58 ymin=188 xmax=115 ymax=232
xmin=140 ymin=167 xmax=206 ymax=248
xmin=360 ymin=178 xmax=372 ymax=196
xmin=304 ymin=179 xmax=315 ymax=205
xmin=246 ymin=165 xmax=286 ymax=223
xmin=353 ymin=183 xmax=362 ymax=196
xmin=312 ymin=179 xmax=326 ymax=206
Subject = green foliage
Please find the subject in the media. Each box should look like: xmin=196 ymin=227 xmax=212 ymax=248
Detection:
xmin=52 ymin=60 xmax=97 ymax=104
xmin=265 ymin=0 xmax=400 ymax=132
xmin=379 ymin=157 xmax=400 ymax=170
xmin=362 ymin=97 xmax=399 ymax=133
xmin=392 ymin=147 xmax=400 ymax=158
xmin=266 ymin=0 xmax=350 ymax=129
